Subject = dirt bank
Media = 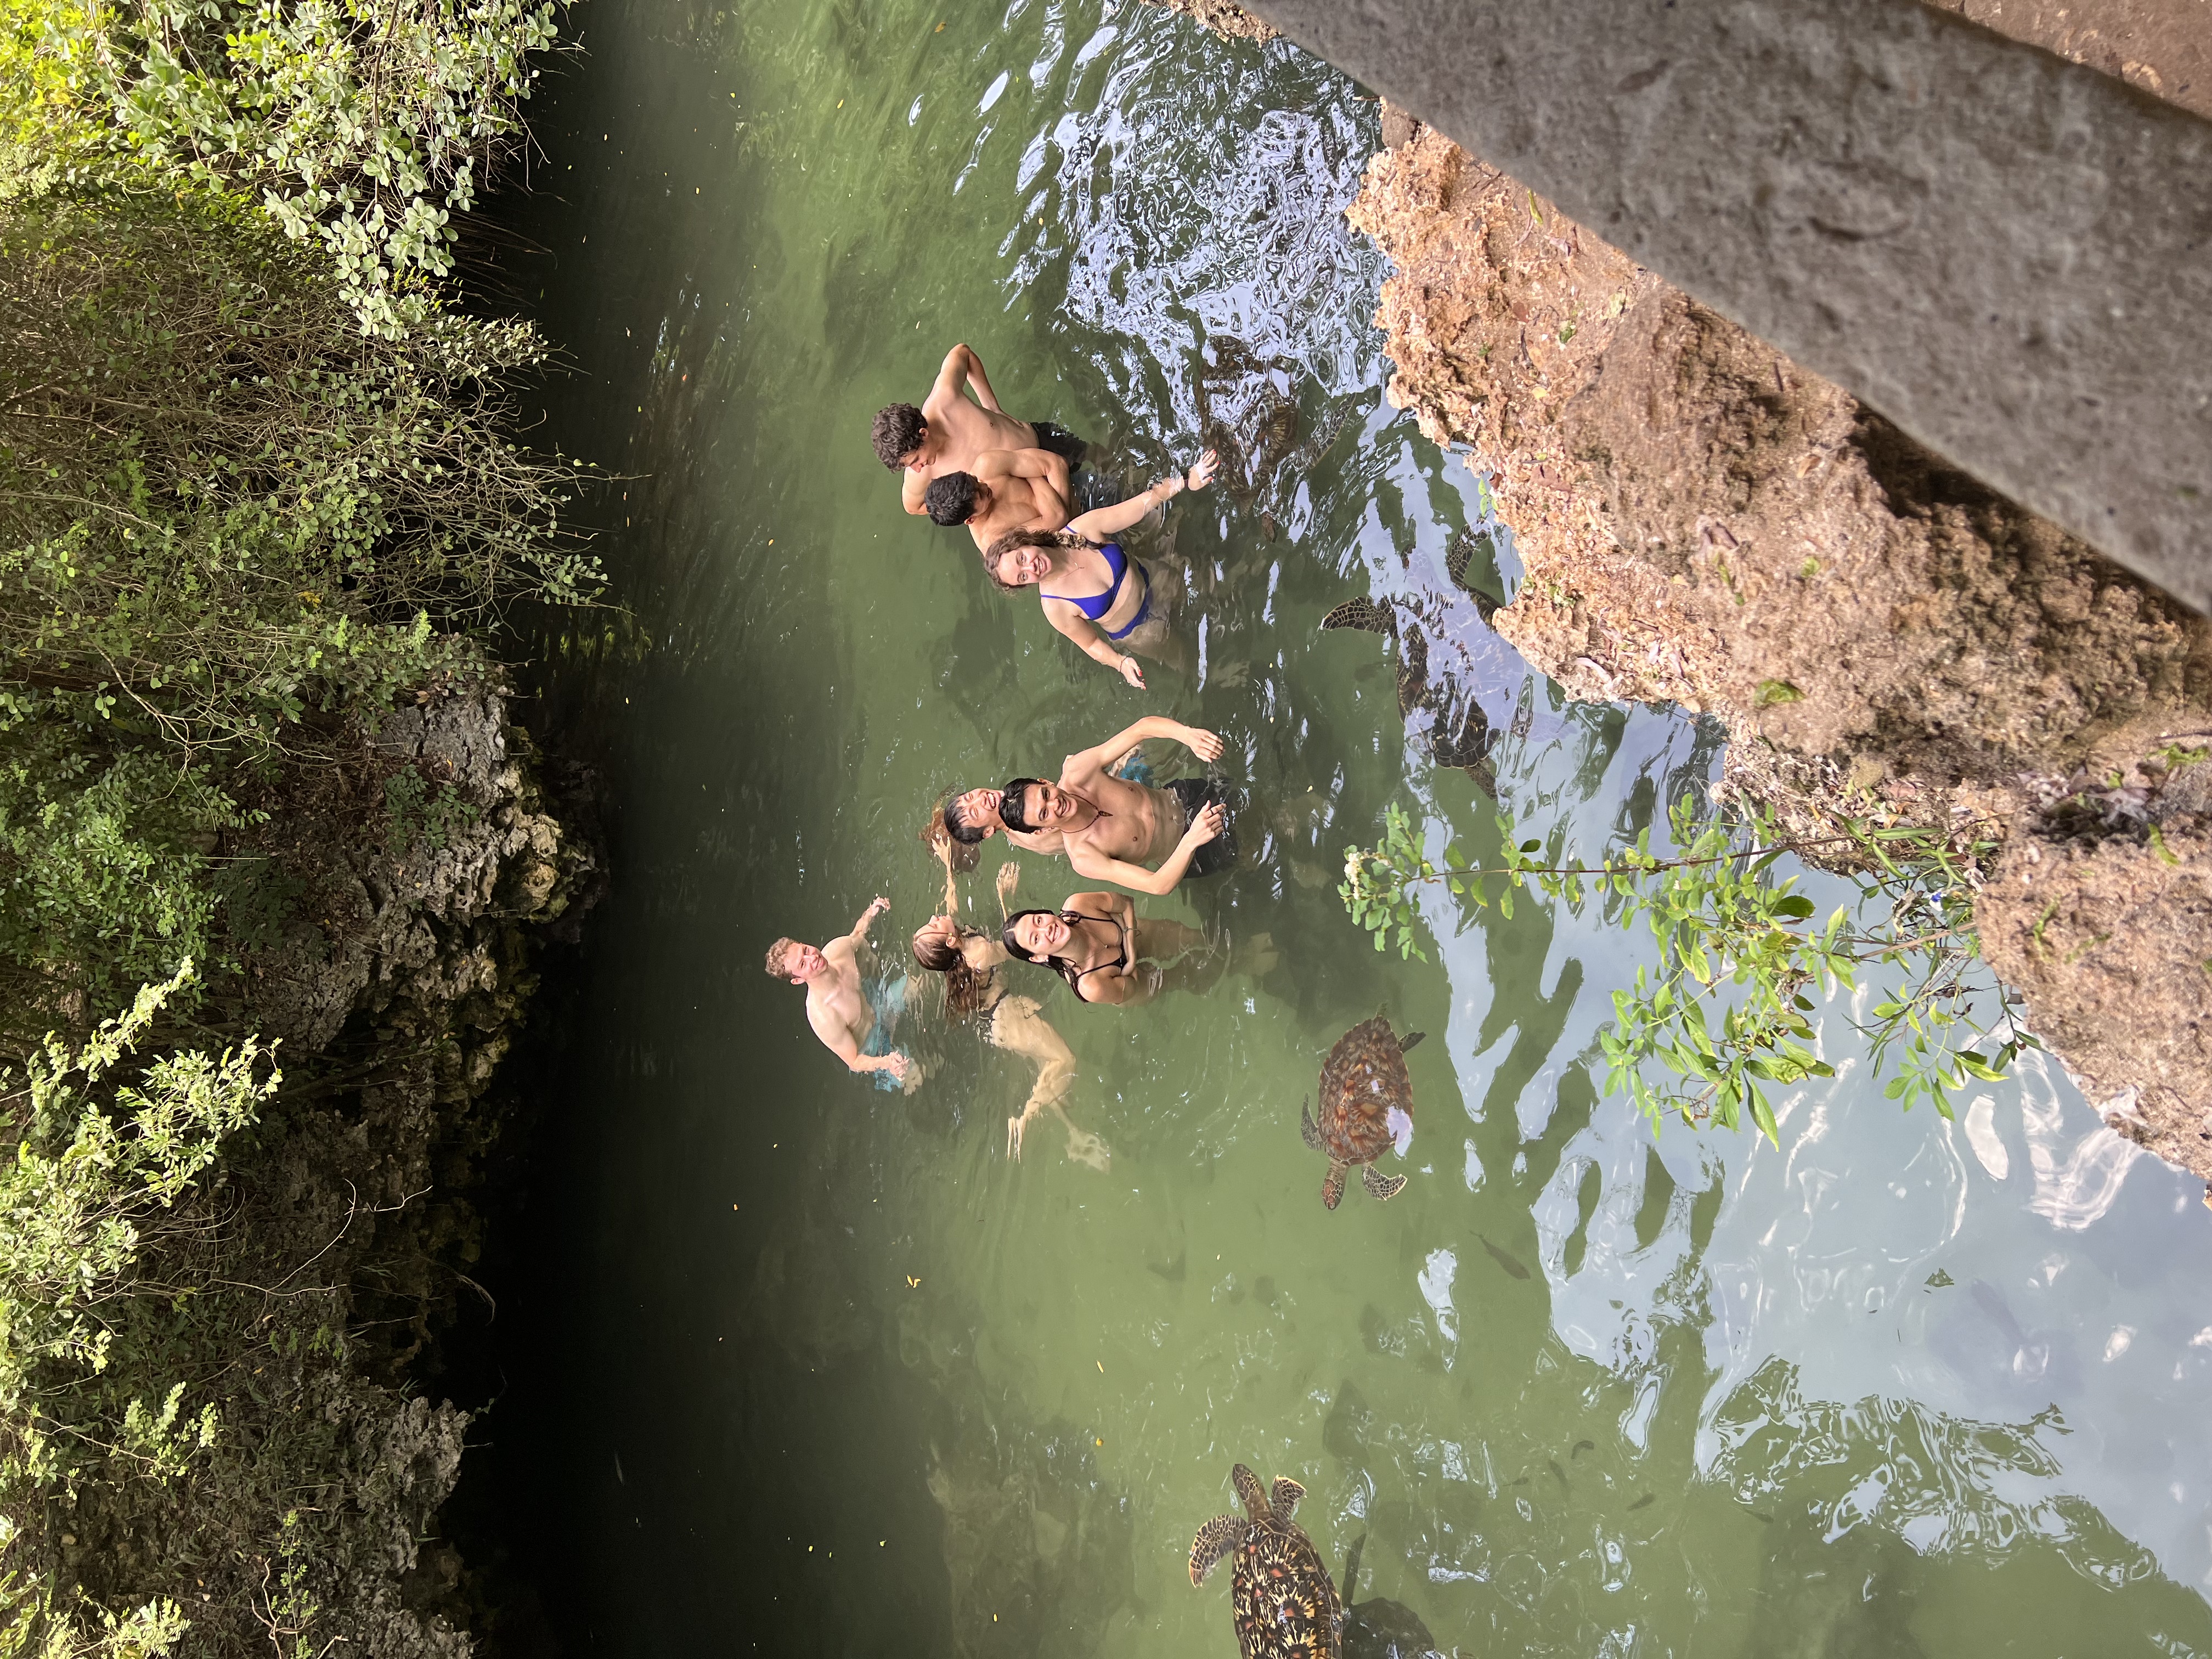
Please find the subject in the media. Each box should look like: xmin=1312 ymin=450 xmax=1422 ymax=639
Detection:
xmin=1343 ymin=111 xmax=2212 ymax=1187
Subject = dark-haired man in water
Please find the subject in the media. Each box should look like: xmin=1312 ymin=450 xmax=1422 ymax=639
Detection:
xmin=764 ymin=897 xmax=916 ymax=1091
xmin=923 ymin=448 xmax=1073 ymax=552
xmin=873 ymin=342 xmax=1086 ymax=516
xmin=942 ymin=787 xmax=1067 ymax=856
xmin=998 ymin=717 xmax=1238 ymax=898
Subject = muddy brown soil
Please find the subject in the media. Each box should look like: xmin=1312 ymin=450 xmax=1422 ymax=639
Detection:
xmin=1345 ymin=111 xmax=2212 ymax=1189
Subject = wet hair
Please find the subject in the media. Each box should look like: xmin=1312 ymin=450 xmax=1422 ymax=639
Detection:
xmin=912 ymin=922 xmax=995 ymax=1018
xmin=922 ymin=800 xmax=981 ymax=870
xmin=925 ymin=472 xmax=980 ymax=527
xmin=998 ymin=778 xmax=1049 ymax=833
xmin=944 ymin=793 xmax=992 ymax=847
xmin=872 ymin=404 xmax=925 ymax=469
xmin=1002 ymin=908 xmax=1103 ymax=996
xmin=980 ymin=528 xmax=1074 ymax=593
xmin=764 ymin=937 xmax=800 ymax=978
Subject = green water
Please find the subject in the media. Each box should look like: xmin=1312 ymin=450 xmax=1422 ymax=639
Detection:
xmin=480 ymin=2 xmax=2212 ymax=1653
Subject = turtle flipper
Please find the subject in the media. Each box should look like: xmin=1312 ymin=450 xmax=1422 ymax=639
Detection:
xmin=1323 ymin=1158 xmax=1348 ymax=1210
xmin=1396 ymin=625 xmax=1431 ymax=717
xmin=1188 ymin=1514 xmax=1242 ymax=1585
xmin=1300 ymin=1098 xmax=1327 ymax=1153
xmin=1271 ymin=1476 xmax=1305 ymax=1521
xmin=1233 ymin=1463 xmax=1269 ymax=1522
xmin=1363 ymin=1164 xmax=1408 ymax=1202
xmin=1321 ymin=596 xmax=1395 ymax=635
xmin=1340 ymin=1531 xmax=1367 ymax=1606
xmin=1397 ymin=1029 xmax=1426 ymax=1053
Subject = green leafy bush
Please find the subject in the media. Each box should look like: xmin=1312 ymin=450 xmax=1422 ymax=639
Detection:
xmin=0 ymin=964 xmax=278 ymax=1656
xmin=7 ymin=0 xmax=572 ymax=335
xmin=0 ymin=183 xmax=596 ymax=1021
xmin=1341 ymin=798 xmax=2037 ymax=1141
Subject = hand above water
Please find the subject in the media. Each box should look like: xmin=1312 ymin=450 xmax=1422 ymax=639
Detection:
xmin=1180 ymin=725 xmax=1225 ymax=764
xmin=996 ymin=862 xmax=1022 ymax=904
xmin=1182 ymin=801 xmax=1227 ymax=848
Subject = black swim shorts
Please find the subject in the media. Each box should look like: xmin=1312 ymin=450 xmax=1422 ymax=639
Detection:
xmin=1166 ymin=777 xmax=1240 ymax=878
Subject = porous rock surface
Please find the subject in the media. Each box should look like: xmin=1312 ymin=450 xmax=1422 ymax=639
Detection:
xmin=1346 ymin=113 xmax=2212 ymax=1186
xmin=1138 ymin=0 xmax=1279 ymax=43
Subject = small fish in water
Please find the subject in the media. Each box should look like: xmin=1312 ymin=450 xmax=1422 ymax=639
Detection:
xmin=1546 ymin=1458 xmax=1568 ymax=1490
xmin=1627 ymin=1493 xmax=1655 ymax=1512
xmin=1479 ymin=1235 xmax=1531 ymax=1280
xmin=1570 ymin=1439 xmax=1594 ymax=1459
xmin=1149 ymin=1251 xmax=1187 ymax=1283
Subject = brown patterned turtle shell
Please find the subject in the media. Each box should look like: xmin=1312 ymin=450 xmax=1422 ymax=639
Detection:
xmin=1301 ymin=1014 xmax=1421 ymax=1209
xmin=1189 ymin=1464 xmax=1343 ymax=1659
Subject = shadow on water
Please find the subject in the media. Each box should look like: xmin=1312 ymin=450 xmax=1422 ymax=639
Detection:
xmin=449 ymin=0 xmax=2212 ymax=1655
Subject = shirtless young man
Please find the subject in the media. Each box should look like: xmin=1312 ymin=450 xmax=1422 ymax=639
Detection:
xmin=764 ymin=897 xmax=913 ymax=1090
xmin=923 ymin=447 xmax=1073 ymax=552
xmin=872 ymin=342 xmax=1085 ymax=516
xmin=936 ymin=735 xmax=1166 ymax=856
xmin=997 ymin=716 xmax=1239 ymax=898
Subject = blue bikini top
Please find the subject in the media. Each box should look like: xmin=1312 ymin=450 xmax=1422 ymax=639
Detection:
xmin=1042 ymin=541 xmax=1130 ymax=622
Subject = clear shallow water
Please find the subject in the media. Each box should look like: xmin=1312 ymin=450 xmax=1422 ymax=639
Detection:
xmin=483 ymin=1 xmax=2212 ymax=1652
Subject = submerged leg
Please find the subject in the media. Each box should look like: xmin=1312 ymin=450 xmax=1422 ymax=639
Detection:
xmin=1363 ymin=1164 xmax=1408 ymax=1202
xmin=1189 ymin=1515 xmax=1243 ymax=1585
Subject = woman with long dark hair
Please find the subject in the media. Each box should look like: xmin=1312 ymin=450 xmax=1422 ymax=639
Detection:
xmin=1000 ymin=890 xmax=1246 ymax=1008
xmin=909 ymin=849 xmax=1104 ymax=1165
xmin=980 ymin=449 xmax=1218 ymax=686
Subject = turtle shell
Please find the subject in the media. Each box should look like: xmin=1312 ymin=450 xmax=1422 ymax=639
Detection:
xmin=1314 ymin=1015 xmax=1414 ymax=1167
xmin=1231 ymin=1514 xmax=1343 ymax=1659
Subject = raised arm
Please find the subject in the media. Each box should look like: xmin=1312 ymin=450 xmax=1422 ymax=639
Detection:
xmin=1066 ymin=448 xmax=1218 ymax=541
xmin=1065 ymin=716 xmax=1223 ymax=780
xmin=847 ymin=894 xmax=890 ymax=945
xmin=941 ymin=343 xmax=1004 ymax=413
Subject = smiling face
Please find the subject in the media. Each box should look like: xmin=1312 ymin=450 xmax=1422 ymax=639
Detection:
xmin=783 ymin=942 xmax=828 ymax=983
xmin=912 ymin=913 xmax=959 ymax=957
xmin=951 ymin=788 xmax=1002 ymax=840
xmin=1016 ymin=781 xmax=1081 ymax=828
xmin=1011 ymin=911 xmax=1070 ymax=958
xmin=996 ymin=541 xmax=1054 ymax=587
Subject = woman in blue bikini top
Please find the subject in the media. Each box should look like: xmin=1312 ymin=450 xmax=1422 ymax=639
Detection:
xmin=981 ymin=448 xmax=1219 ymax=689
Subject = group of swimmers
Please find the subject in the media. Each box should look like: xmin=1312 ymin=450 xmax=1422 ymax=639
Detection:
xmin=763 ymin=343 xmax=1269 ymax=1162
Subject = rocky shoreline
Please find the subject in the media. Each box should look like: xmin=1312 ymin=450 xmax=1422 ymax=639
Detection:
xmin=1141 ymin=0 xmax=2211 ymax=1193
xmin=1346 ymin=109 xmax=2210 ymax=1190
xmin=56 ymin=682 xmax=601 ymax=1657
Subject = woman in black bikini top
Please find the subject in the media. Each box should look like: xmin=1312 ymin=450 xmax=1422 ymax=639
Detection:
xmin=1002 ymin=891 xmax=1211 ymax=1007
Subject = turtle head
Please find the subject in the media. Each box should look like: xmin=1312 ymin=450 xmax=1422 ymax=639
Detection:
xmin=1322 ymin=1161 xmax=1346 ymax=1210
xmin=1387 ymin=1106 xmax=1414 ymax=1157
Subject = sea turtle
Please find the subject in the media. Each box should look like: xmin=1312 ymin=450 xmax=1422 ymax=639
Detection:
xmin=1322 ymin=529 xmax=1511 ymax=787
xmin=1301 ymin=1013 xmax=1424 ymax=1209
xmin=1189 ymin=1463 xmax=1344 ymax=1659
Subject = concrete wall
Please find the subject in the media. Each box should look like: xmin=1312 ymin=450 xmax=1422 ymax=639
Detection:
xmin=1250 ymin=0 xmax=2212 ymax=610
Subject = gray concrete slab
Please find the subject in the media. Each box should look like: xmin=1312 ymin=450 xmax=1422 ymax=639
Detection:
xmin=1249 ymin=0 xmax=2212 ymax=610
